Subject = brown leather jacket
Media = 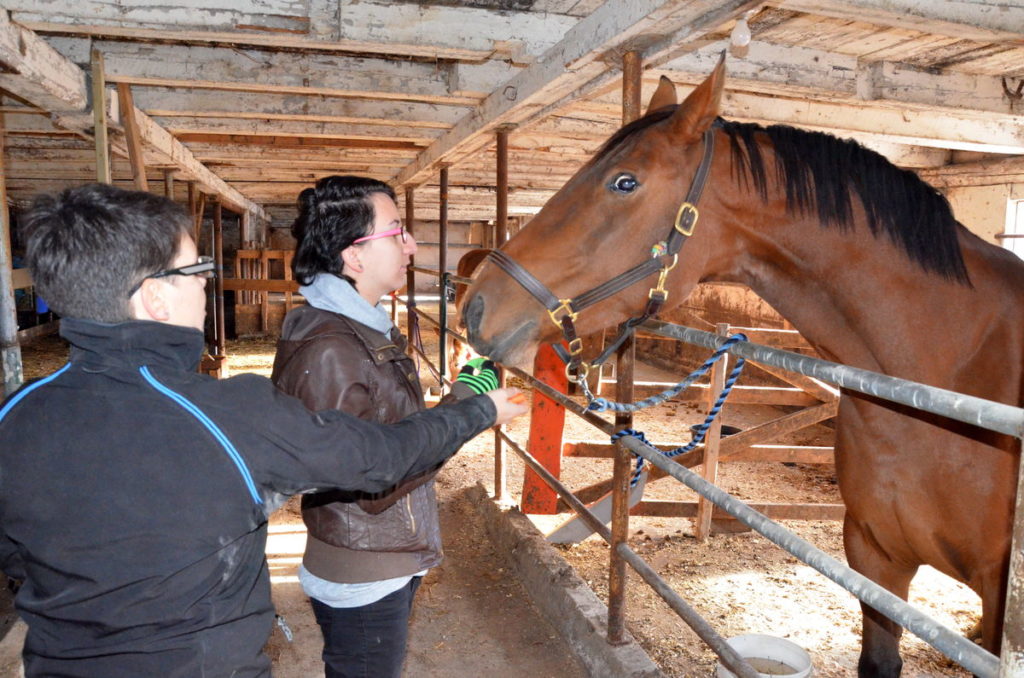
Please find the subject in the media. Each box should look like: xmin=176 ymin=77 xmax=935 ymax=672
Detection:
xmin=272 ymin=304 xmax=450 ymax=583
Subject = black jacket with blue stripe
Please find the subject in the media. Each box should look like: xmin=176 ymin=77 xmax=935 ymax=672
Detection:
xmin=0 ymin=318 xmax=496 ymax=677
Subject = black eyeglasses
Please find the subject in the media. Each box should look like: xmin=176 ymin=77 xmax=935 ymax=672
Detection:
xmin=129 ymin=256 xmax=217 ymax=296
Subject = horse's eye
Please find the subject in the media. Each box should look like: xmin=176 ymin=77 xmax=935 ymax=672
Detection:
xmin=609 ymin=173 xmax=639 ymax=194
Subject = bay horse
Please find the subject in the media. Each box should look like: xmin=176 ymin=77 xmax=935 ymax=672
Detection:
xmin=446 ymin=247 xmax=491 ymax=377
xmin=462 ymin=58 xmax=1024 ymax=676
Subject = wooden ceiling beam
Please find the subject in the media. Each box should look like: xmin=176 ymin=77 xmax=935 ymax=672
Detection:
xmin=393 ymin=0 xmax=762 ymax=189
xmin=771 ymin=0 xmax=1024 ymax=43
xmin=9 ymin=0 xmax=582 ymax=64
xmin=0 ymin=13 xmax=267 ymax=219
xmin=129 ymin=89 xmax=470 ymax=129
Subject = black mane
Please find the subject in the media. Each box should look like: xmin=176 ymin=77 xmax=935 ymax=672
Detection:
xmin=594 ymin=109 xmax=970 ymax=284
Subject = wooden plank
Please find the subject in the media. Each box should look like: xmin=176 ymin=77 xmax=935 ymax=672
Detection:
xmin=0 ymin=19 xmax=266 ymax=219
xmin=116 ymin=83 xmax=148 ymax=191
xmin=393 ymin=0 xmax=762 ymax=188
xmin=748 ymin=359 xmax=840 ymax=402
xmin=697 ymin=323 xmax=730 ymax=541
xmin=11 ymin=267 xmax=31 ymax=290
xmin=633 ymin=500 xmax=845 ymax=521
xmin=562 ymin=441 xmax=833 ymax=464
xmin=16 ymin=320 xmax=60 ymax=343
xmin=773 ymin=0 xmax=1024 ymax=42
xmin=91 ymin=51 xmax=111 ymax=184
xmin=719 ymin=402 xmax=839 ymax=460
xmin=0 ymin=11 xmax=87 ymax=113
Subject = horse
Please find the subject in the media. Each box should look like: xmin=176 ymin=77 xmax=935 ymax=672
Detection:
xmin=461 ymin=58 xmax=1024 ymax=677
xmin=446 ymin=247 xmax=491 ymax=377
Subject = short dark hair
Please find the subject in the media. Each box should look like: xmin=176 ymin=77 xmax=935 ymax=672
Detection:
xmin=291 ymin=175 xmax=397 ymax=286
xmin=21 ymin=183 xmax=191 ymax=322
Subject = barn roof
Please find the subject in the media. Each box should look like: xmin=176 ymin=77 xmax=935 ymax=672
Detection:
xmin=1 ymin=1 xmax=1022 ymax=226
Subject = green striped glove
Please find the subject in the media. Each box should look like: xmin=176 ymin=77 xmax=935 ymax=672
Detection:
xmin=456 ymin=357 xmax=499 ymax=395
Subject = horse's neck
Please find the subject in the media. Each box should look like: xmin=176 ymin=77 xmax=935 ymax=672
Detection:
xmin=728 ymin=217 xmax=1018 ymax=388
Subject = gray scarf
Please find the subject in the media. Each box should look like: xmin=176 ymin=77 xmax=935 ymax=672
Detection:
xmin=299 ymin=274 xmax=394 ymax=335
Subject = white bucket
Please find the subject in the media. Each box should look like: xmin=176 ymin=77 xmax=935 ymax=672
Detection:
xmin=715 ymin=634 xmax=813 ymax=678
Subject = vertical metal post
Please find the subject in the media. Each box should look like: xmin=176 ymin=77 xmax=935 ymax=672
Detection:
xmin=90 ymin=50 xmax=112 ymax=185
xmin=213 ymin=200 xmax=225 ymax=358
xmin=999 ymin=440 xmax=1024 ymax=674
xmin=0 ymin=107 xmax=23 ymax=397
xmin=608 ymin=48 xmax=644 ymax=646
xmin=696 ymin=323 xmax=729 ymax=540
xmin=438 ymin=167 xmax=449 ymax=382
xmin=404 ymin=187 xmax=416 ymax=347
xmin=494 ymin=127 xmax=511 ymax=500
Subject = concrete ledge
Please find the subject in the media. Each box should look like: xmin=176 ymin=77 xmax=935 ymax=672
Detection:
xmin=0 ymin=620 xmax=25 ymax=678
xmin=471 ymin=483 xmax=663 ymax=678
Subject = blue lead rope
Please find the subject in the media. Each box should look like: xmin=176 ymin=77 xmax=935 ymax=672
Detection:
xmin=584 ymin=334 xmax=747 ymax=413
xmin=599 ymin=334 xmax=748 ymax=487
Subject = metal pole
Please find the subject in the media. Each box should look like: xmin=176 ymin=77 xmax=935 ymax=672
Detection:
xmin=404 ymin=186 xmax=416 ymax=348
xmin=617 ymin=431 xmax=1000 ymax=677
xmin=1000 ymin=454 xmax=1024 ymax=676
xmin=213 ymin=200 xmax=225 ymax=358
xmin=608 ymin=48 xmax=644 ymax=647
xmin=643 ymin=321 xmax=1024 ymax=438
xmin=495 ymin=129 xmax=512 ymax=499
xmin=0 ymin=107 xmax=23 ymax=397
xmin=438 ymin=167 xmax=449 ymax=382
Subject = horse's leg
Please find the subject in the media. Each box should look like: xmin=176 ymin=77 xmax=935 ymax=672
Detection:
xmin=979 ymin=562 xmax=1008 ymax=657
xmin=844 ymin=517 xmax=917 ymax=678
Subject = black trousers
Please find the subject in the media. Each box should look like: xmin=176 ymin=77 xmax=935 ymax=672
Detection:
xmin=310 ymin=577 xmax=421 ymax=678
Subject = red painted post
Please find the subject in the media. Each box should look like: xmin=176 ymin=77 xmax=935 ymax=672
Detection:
xmin=520 ymin=342 xmax=568 ymax=514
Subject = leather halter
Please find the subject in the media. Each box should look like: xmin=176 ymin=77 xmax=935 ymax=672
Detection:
xmin=486 ymin=124 xmax=718 ymax=379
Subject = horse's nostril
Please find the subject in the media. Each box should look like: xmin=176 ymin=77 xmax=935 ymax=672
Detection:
xmin=463 ymin=293 xmax=484 ymax=339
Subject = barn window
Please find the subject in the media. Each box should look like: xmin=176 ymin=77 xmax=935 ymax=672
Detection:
xmin=1002 ymin=198 xmax=1024 ymax=259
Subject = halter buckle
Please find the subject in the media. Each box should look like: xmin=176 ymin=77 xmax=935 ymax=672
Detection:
xmin=548 ymin=299 xmax=578 ymax=327
xmin=674 ymin=202 xmax=699 ymax=236
xmin=567 ymin=337 xmax=584 ymax=356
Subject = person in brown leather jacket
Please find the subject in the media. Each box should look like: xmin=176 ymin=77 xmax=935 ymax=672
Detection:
xmin=271 ymin=176 xmax=498 ymax=678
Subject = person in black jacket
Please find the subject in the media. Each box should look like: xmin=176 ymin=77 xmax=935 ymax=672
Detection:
xmin=0 ymin=183 xmax=526 ymax=678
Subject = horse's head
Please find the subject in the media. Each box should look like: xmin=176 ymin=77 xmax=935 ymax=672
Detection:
xmin=463 ymin=59 xmax=733 ymax=370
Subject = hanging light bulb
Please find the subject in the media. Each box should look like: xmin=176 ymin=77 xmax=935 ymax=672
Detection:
xmin=729 ymin=11 xmax=754 ymax=58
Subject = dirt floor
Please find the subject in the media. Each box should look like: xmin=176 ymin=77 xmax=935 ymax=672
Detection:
xmin=8 ymin=317 xmax=983 ymax=677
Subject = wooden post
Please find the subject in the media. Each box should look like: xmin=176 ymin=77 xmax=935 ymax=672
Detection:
xmin=213 ymin=200 xmax=225 ymax=357
xmin=116 ymin=83 xmax=148 ymax=192
xmin=90 ymin=50 xmax=112 ymax=185
xmin=438 ymin=166 xmax=449 ymax=382
xmin=608 ymin=48 xmax=644 ymax=646
xmin=494 ymin=129 xmax=511 ymax=500
xmin=0 ymin=107 xmax=23 ymax=397
xmin=696 ymin=323 xmax=730 ymax=540
xmin=520 ymin=343 xmax=567 ymax=514
xmin=163 ymin=170 xmax=174 ymax=199
xmin=193 ymin=192 xmax=206 ymax=247
xmin=259 ymin=248 xmax=269 ymax=333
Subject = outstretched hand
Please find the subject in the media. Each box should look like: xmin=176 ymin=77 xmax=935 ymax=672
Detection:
xmin=487 ymin=388 xmax=529 ymax=426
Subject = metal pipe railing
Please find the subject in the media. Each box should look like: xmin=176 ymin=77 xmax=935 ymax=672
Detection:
xmin=392 ymin=281 xmax=1014 ymax=676
xmin=494 ymin=429 xmax=760 ymax=678
xmin=642 ymin=320 xmax=1024 ymax=438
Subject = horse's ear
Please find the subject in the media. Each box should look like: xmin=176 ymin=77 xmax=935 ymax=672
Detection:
xmin=645 ymin=75 xmax=677 ymax=115
xmin=668 ymin=52 xmax=726 ymax=142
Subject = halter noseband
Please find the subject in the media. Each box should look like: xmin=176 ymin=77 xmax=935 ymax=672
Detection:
xmin=486 ymin=124 xmax=718 ymax=380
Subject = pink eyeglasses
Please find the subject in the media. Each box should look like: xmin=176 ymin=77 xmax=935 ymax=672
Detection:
xmin=353 ymin=225 xmax=408 ymax=244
